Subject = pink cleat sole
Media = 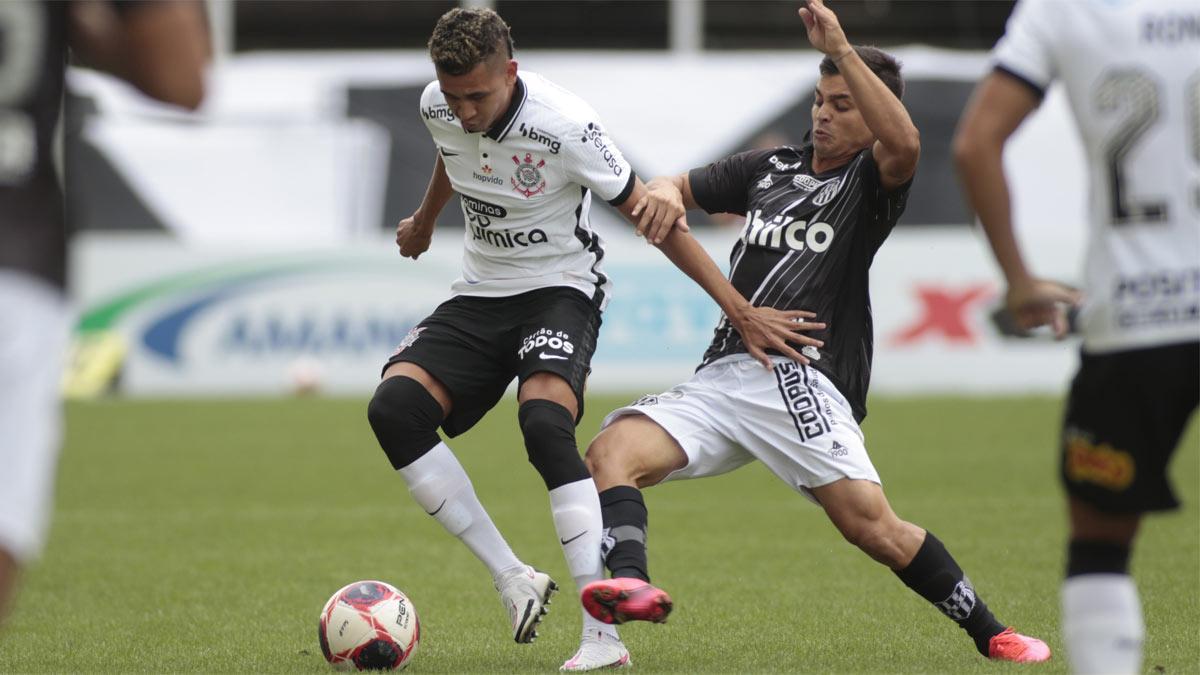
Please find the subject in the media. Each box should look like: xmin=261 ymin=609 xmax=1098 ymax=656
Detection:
xmin=582 ymin=578 xmax=673 ymax=625
xmin=988 ymin=627 xmax=1052 ymax=663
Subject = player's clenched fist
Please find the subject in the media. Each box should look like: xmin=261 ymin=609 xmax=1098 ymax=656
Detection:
xmin=631 ymin=177 xmax=690 ymax=245
xmin=799 ymin=0 xmax=851 ymax=59
xmin=395 ymin=214 xmax=434 ymax=260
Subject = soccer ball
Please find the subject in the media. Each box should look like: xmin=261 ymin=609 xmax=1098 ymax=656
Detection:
xmin=318 ymin=580 xmax=420 ymax=670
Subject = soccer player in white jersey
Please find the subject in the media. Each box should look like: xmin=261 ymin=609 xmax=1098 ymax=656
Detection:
xmin=955 ymin=0 xmax=1200 ymax=672
xmin=365 ymin=8 xmax=816 ymax=671
xmin=578 ymin=0 xmax=1050 ymax=666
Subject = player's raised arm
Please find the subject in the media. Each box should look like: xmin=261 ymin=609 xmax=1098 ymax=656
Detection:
xmin=616 ymin=175 xmax=825 ymax=368
xmin=799 ymin=0 xmax=918 ymax=189
xmin=954 ymin=71 xmax=1081 ymax=337
xmin=395 ymin=153 xmax=456 ymax=260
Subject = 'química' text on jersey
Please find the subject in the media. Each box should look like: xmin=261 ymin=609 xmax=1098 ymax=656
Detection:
xmin=689 ymin=144 xmax=911 ymax=422
xmin=420 ymin=72 xmax=636 ymax=309
xmin=994 ymin=0 xmax=1200 ymax=353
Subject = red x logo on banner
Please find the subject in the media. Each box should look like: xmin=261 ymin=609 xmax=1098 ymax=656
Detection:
xmin=890 ymin=284 xmax=995 ymax=346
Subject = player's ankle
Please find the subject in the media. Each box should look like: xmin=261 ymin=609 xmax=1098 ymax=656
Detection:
xmin=611 ymin=568 xmax=649 ymax=582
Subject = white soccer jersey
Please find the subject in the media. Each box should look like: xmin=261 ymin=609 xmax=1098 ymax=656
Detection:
xmin=419 ymin=71 xmax=636 ymax=309
xmin=994 ymin=0 xmax=1200 ymax=353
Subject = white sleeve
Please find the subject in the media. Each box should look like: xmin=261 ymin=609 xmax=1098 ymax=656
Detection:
xmin=991 ymin=0 xmax=1058 ymax=96
xmin=418 ymin=80 xmax=449 ymax=135
xmin=564 ymin=120 xmax=637 ymax=206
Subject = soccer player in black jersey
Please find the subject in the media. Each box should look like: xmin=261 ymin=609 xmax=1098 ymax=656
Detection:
xmin=0 ymin=0 xmax=208 ymax=629
xmin=578 ymin=0 xmax=1050 ymax=664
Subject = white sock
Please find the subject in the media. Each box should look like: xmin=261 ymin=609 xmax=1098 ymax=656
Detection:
xmin=1062 ymin=574 xmax=1144 ymax=675
xmin=398 ymin=442 xmax=522 ymax=579
xmin=549 ymin=478 xmax=619 ymax=640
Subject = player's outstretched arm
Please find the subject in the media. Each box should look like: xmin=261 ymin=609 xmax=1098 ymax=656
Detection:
xmin=620 ymin=175 xmax=826 ymax=367
xmin=396 ymin=154 xmax=455 ymax=260
xmin=954 ymin=71 xmax=1081 ymax=337
xmin=615 ymin=177 xmax=691 ymax=245
xmin=69 ymin=0 xmax=210 ymax=110
xmin=800 ymin=0 xmax=918 ymax=189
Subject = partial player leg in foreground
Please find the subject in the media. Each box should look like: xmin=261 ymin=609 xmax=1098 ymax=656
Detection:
xmin=0 ymin=274 xmax=71 ymax=632
xmin=1056 ymin=344 xmax=1198 ymax=674
xmin=368 ymin=361 xmax=557 ymax=644
xmin=368 ymin=288 xmax=627 ymax=669
xmin=582 ymin=361 xmax=1050 ymax=664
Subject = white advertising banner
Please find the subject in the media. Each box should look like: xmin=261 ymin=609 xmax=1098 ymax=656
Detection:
xmin=69 ymin=228 xmax=1079 ymax=398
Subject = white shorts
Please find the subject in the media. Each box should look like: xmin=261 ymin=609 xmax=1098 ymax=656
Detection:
xmin=602 ymin=355 xmax=880 ymax=503
xmin=0 ymin=271 xmax=70 ymax=563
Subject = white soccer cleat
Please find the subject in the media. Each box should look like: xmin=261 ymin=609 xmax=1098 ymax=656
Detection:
xmin=495 ymin=565 xmax=558 ymax=643
xmin=559 ymin=629 xmax=631 ymax=671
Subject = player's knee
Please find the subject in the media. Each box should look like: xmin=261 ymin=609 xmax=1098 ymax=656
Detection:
xmin=587 ymin=420 xmax=677 ymax=489
xmin=586 ymin=428 xmax=638 ymax=486
xmin=367 ymin=376 xmax=444 ymax=470
xmin=519 ymin=399 xmax=590 ymax=490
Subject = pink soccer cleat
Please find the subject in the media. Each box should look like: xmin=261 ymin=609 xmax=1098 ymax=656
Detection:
xmin=581 ymin=578 xmax=673 ymax=625
xmin=988 ymin=627 xmax=1052 ymax=663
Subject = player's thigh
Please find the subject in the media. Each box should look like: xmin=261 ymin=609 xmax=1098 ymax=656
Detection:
xmin=730 ymin=359 xmax=880 ymax=503
xmin=381 ymin=297 xmax=517 ymax=437
xmin=1061 ymin=342 xmax=1199 ymax=515
xmin=0 ymin=272 xmax=69 ymax=564
xmin=515 ymin=287 xmax=601 ymax=422
xmin=586 ymin=413 xmax=689 ymax=489
xmin=595 ymin=371 xmax=751 ymax=488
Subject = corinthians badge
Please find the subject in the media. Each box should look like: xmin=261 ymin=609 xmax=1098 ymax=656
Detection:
xmin=511 ymin=152 xmax=547 ymax=198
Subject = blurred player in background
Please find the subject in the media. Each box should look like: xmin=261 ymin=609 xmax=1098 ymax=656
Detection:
xmin=365 ymin=7 xmax=812 ymax=670
xmin=0 ymin=0 xmax=208 ymax=629
xmin=580 ymin=0 xmax=1051 ymax=664
xmin=955 ymin=0 xmax=1199 ymax=671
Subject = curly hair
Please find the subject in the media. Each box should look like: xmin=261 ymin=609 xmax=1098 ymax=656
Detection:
xmin=819 ymin=45 xmax=904 ymax=100
xmin=428 ymin=8 xmax=514 ymax=76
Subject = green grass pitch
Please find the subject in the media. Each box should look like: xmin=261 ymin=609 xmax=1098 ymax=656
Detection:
xmin=1 ymin=395 xmax=1196 ymax=673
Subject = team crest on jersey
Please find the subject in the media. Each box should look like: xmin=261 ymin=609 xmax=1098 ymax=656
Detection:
xmin=511 ymin=152 xmax=547 ymax=198
xmin=756 ymin=174 xmax=774 ymax=190
xmin=392 ymin=327 xmax=426 ymax=356
xmin=812 ymin=178 xmax=842 ymax=206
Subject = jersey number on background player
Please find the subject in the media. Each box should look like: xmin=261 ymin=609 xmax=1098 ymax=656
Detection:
xmin=0 ymin=1 xmax=43 ymax=185
xmin=1096 ymin=68 xmax=1200 ymax=225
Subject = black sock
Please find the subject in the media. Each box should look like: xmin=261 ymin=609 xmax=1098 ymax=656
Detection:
xmin=1066 ymin=539 xmax=1131 ymax=577
xmin=894 ymin=532 xmax=1006 ymax=656
xmin=599 ymin=486 xmax=650 ymax=582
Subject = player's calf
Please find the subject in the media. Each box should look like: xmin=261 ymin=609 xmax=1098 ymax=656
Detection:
xmin=518 ymin=399 xmax=590 ymax=490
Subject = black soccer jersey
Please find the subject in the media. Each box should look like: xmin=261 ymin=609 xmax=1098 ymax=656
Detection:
xmin=0 ymin=1 xmax=68 ymax=290
xmin=689 ymin=143 xmax=911 ymax=422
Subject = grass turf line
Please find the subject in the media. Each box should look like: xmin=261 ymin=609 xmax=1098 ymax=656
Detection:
xmin=0 ymin=395 xmax=1195 ymax=673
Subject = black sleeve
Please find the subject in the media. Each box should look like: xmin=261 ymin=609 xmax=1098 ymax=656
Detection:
xmin=686 ymin=148 xmax=776 ymax=215
xmin=856 ymin=148 xmax=913 ymax=255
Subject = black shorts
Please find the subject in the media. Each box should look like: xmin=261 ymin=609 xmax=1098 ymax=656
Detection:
xmin=382 ymin=286 xmax=601 ymax=437
xmin=1060 ymin=341 xmax=1199 ymax=513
